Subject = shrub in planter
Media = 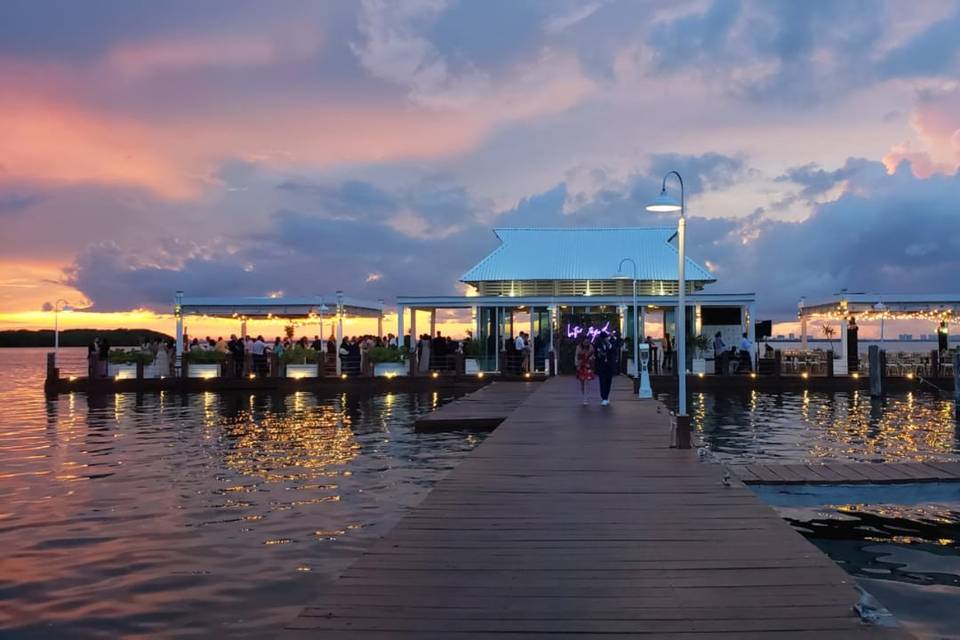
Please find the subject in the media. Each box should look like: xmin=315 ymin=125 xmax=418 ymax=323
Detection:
xmin=185 ymin=350 xmax=227 ymax=364
xmin=281 ymin=346 xmax=319 ymax=364
xmin=462 ymin=339 xmax=483 ymax=358
xmin=108 ymin=350 xmax=155 ymax=365
xmin=368 ymin=346 xmax=403 ymax=363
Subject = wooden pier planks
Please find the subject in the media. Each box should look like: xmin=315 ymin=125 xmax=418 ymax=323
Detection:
xmin=732 ymin=461 xmax=960 ymax=485
xmin=289 ymin=376 xmax=909 ymax=638
xmin=413 ymin=381 xmax=539 ymax=432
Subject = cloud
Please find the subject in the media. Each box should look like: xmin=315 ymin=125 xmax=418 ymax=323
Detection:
xmin=878 ymin=6 xmax=960 ymax=78
xmin=0 ymin=192 xmax=42 ymax=216
xmin=884 ymin=85 xmax=960 ymax=177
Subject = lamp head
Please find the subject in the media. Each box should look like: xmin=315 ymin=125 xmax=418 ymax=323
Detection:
xmin=611 ymin=272 xmax=630 ymax=280
xmin=645 ymin=188 xmax=681 ymax=213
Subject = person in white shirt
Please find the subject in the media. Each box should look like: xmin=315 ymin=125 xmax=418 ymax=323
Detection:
xmin=738 ymin=332 xmax=753 ymax=373
xmin=515 ymin=332 xmax=529 ymax=374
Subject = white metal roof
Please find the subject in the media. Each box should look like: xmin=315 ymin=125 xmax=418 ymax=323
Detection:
xmin=461 ymin=228 xmax=715 ymax=283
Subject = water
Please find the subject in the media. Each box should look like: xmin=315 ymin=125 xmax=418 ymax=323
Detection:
xmin=0 ymin=348 xmax=485 ymax=638
xmin=778 ymin=501 xmax=960 ymax=639
xmin=683 ymin=390 xmax=960 ymax=465
xmin=677 ymin=388 xmax=960 ymax=638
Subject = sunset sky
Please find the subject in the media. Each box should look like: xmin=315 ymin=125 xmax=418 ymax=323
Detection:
xmin=2 ymin=0 xmax=959 ymax=339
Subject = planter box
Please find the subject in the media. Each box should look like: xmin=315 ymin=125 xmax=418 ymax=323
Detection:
xmin=109 ymin=363 xmax=138 ymax=380
xmin=286 ymin=364 xmax=318 ymax=379
xmin=188 ymin=363 xmax=221 ymax=379
xmin=375 ymin=362 xmax=407 ymax=377
xmin=465 ymin=358 xmax=480 ymax=375
xmin=692 ymin=358 xmax=707 ymax=374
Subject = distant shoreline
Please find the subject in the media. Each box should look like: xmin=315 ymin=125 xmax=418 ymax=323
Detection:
xmin=0 ymin=329 xmax=173 ymax=348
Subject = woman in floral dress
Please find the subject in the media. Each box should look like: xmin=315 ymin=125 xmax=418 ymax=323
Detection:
xmin=575 ymin=336 xmax=595 ymax=405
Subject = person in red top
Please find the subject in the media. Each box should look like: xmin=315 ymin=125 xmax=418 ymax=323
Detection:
xmin=575 ymin=335 xmax=595 ymax=405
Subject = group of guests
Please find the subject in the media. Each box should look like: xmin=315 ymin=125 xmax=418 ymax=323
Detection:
xmin=712 ymin=331 xmax=754 ymax=374
xmin=573 ymin=332 xmax=622 ymax=406
xmin=415 ymin=332 xmax=466 ymax=374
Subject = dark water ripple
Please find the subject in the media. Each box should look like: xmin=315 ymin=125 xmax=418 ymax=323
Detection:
xmin=0 ymin=348 xmax=484 ymax=639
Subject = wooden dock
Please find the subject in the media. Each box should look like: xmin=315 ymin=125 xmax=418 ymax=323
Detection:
xmin=288 ymin=376 xmax=909 ymax=639
xmin=732 ymin=461 xmax=960 ymax=485
xmin=413 ymin=381 xmax=539 ymax=432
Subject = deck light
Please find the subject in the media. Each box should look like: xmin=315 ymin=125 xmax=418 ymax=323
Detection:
xmin=477 ymin=372 xmax=485 ymax=379
xmin=68 ymin=375 xmax=77 ymax=381
xmin=341 ymin=373 xmax=348 ymax=379
xmin=906 ymin=372 xmax=914 ymax=379
xmin=749 ymin=372 xmax=757 ymax=379
xmin=801 ymin=372 xmax=809 ymax=379
xmin=249 ymin=373 xmax=256 ymax=379
xmin=851 ymin=372 xmax=860 ymax=379
xmin=645 ymin=189 xmax=682 ymax=212
xmin=432 ymin=371 xmax=439 ymax=379
xmin=524 ymin=372 xmax=531 ymax=379
xmin=697 ymin=372 xmax=704 ymax=378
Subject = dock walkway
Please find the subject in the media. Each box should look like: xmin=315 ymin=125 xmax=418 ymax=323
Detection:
xmin=289 ymin=376 xmax=908 ymax=639
xmin=414 ymin=381 xmax=539 ymax=432
xmin=732 ymin=461 xmax=960 ymax=485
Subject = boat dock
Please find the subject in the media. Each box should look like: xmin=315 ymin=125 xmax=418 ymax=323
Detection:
xmin=288 ymin=376 xmax=908 ymax=638
xmin=732 ymin=461 xmax=960 ymax=485
xmin=413 ymin=381 xmax=539 ymax=432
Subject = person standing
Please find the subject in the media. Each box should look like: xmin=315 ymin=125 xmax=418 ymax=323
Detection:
xmin=594 ymin=331 xmax=620 ymax=406
xmin=713 ymin=331 xmax=726 ymax=375
xmin=662 ymin=332 xmax=673 ymax=372
xmin=575 ymin=336 xmax=595 ymax=406
xmin=515 ymin=332 xmax=527 ymax=374
xmin=738 ymin=332 xmax=753 ymax=373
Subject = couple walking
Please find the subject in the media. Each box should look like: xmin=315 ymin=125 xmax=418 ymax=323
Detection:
xmin=574 ymin=332 xmax=620 ymax=406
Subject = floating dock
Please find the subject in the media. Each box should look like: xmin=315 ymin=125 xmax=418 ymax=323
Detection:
xmin=288 ymin=376 xmax=908 ymax=638
xmin=413 ymin=381 xmax=539 ymax=432
xmin=732 ymin=461 xmax=960 ymax=485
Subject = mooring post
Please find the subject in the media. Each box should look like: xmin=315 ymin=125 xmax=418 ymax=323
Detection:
xmin=869 ymin=345 xmax=882 ymax=397
xmin=953 ymin=351 xmax=959 ymax=419
xmin=826 ymin=350 xmax=834 ymax=377
xmin=46 ymin=352 xmax=58 ymax=384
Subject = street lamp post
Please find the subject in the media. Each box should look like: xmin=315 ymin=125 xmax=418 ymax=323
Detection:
xmin=646 ymin=171 xmax=688 ymax=429
xmin=53 ymin=298 xmax=71 ymax=367
xmin=612 ymin=258 xmax=640 ymax=395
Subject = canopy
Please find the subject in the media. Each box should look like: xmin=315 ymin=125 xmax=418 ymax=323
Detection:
xmin=176 ymin=294 xmax=383 ymax=319
xmin=799 ymin=293 xmax=960 ymax=323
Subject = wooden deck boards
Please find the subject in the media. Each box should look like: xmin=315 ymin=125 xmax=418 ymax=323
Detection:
xmin=732 ymin=460 xmax=960 ymax=485
xmin=289 ymin=376 xmax=910 ymax=638
xmin=414 ymin=381 xmax=539 ymax=432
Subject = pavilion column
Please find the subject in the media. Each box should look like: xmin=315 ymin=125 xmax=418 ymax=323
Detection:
xmin=410 ymin=308 xmax=418 ymax=375
xmin=335 ymin=291 xmax=344 ymax=375
xmin=241 ymin=319 xmax=247 ymax=339
xmin=800 ymin=316 xmax=808 ymax=351
xmin=529 ymin=310 xmax=535 ymax=374
xmin=548 ymin=305 xmax=556 ymax=376
xmin=430 ymin=309 xmax=436 ymax=337
xmin=473 ymin=306 xmax=479 ymax=341
xmin=397 ymin=305 xmax=404 ymax=347
xmin=175 ymin=291 xmax=184 ymax=367
xmin=694 ymin=304 xmax=702 ymax=336
xmin=377 ymin=299 xmax=383 ymax=338
xmin=747 ymin=303 xmax=756 ymax=369
xmin=640 ymin=306 xmax=647 ymax=341
xmin=494 ymin=307 xmax=500 ymax=372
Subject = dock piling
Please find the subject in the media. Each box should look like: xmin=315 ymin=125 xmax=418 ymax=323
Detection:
xmin=869 ymin=345 xmax=882 ymax=397
xmin=953 ymin=351 xmax=959 ymax=418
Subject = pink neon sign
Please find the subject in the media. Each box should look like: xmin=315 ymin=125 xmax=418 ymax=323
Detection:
xmin=566 ymin=321 xmax=615 ymax=342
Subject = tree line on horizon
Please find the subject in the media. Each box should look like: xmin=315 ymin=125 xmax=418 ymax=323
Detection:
xmin=0 ymin=329 xmax=173 ymax=348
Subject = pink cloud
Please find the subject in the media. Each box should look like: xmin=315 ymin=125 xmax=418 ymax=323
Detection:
xmin=884 ymin=86 xmax=960 ymax=177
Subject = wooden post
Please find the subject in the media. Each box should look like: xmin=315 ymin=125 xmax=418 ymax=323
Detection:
xmin=671 ymin=414 xmax=691 ymax=449
xmin=931 ymin=349 xmax=940 ymax=378
xmin=181 ymin=356 xmax=189 ymax=379
xmin=774 ymin=349 xmax=782 ymax=379
xmin=136 ymin=360 xmax=144 ymax=380
xmin=270 ymin=352 xmax=280 ymax=378
xmin=455 ymin=352 xmax=465 ymax=376
xmin=953 ymin=351 xmax=959 ymax=419
xmin=869 ymin=345 xmax=881 ymax=397
xmin=46 ymin=352 xmax=58 ymax=383
xmin=826 ymin=350 xmax=834 ymax=377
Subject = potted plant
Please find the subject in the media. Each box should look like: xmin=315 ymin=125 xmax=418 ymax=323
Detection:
xmin=369 ymin=345 xmax=406 ymax=377
xmin=185 ymin=350 xmax=226 ymax=378
xmin=462 ymin=339 xmax=482 ymax=374
xmin=108 ymin=350 xmax=155 ymax=379
xmin=688 ymin=334 xmax=710 ymax=374
xmin=282 ymin=346 xmax=319 ymax=378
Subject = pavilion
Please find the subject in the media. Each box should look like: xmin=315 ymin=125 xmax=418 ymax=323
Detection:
xmin=174 ymin=291 xmax=383 ymax=374
xmin=397 ymin=228 xmax=757 ymax=374
xmin=797 ymin=292 xmax=958 ymax=374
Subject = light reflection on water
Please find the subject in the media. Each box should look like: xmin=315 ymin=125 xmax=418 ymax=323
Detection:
xmin=0 ymin=348 xmax=484 ymax=638
xmin=673 ymin=390 xmax=960 ymax=464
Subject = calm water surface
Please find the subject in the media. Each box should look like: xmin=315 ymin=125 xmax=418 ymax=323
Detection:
xmin=0 ymin=348 xmax=485 ymax=638
xmin=675 ymin=388 xmax=960 ymax=639
xmin=682 ymin=390 xmax=960 ymax=465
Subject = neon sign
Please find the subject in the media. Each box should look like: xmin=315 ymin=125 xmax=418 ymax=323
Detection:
xmin=566 ymin=321 xmax=616 ymax=342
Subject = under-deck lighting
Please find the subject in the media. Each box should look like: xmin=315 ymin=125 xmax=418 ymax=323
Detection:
xmin=248 ymin=373 xmax=256 ymax=380
xmin=906 ymin=372 xmax=915 ymax=379
xmin=68 ymin=376 xmax=77 ymax=381
xmin=851 ymin=372 xmax=860 ymax=379
xmin=524 ymin=372 xmax=531 ymax=379
xmin=341 ymin=373 xmax=348 ymax=380
xmin=477 ymin=372 xmax=485 ymax=379
xmin=431 ymin=372 xmax=439 ymax=379
xmin=749 ymin=372 xmax=757 ymax=379
xmin=801 ymin=372 xmax=809 ymax=380
xmin=697 ymin=372 xmax=704 ymax=378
